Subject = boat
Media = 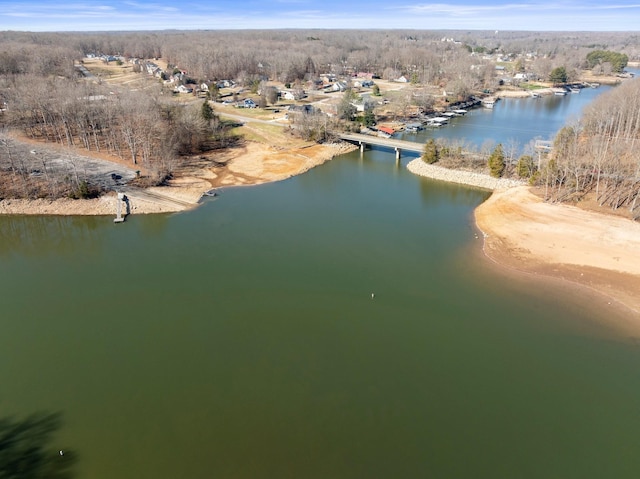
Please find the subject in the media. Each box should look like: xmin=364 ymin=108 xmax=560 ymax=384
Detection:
xmin=553 ymin=89 xmax=567 ymax=96
xmin=202 ymin=189 xmax=218 ymax=197
xmin=452 ymin=109 xmax=468 ymax=115
xmin=405 ymin=122 xmax=423 ymax=133
xmin=481 ymin=97 xmax=497 ymax=108
xmin=530 ymin=92 xmax=540 ymax=98
xmin=426 ymin=117 xmax=449 ymax=127
xmin=570 ymin=87 xmax=580 ymax=93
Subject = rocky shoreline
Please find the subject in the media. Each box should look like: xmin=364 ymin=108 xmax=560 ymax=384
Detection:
xmin=406 ymin=159 xmax=524 ymax=191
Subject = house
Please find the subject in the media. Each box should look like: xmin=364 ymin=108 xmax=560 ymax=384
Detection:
xmin=280 ymin=90 xmax=306 ymax=101
xmin=350 ymin=94 xmax=375 ymax=112
xmin=326 ymin=81 xmax=347 ymax=92
xmin=320 ymin=73 xmax=337 ymax=83
xmin=395 ymin=75 xmax=409 ymax=83
xmin=175 ymin=85 xmax=193 ymax=94
xmin=353 ymin=79 xmax=374 ymax=88
xmin=242 ymin=99 xmax=256 ymax=108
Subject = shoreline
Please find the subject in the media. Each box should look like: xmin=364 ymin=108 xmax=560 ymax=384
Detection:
xmin=475 ymin=187 xmax=640 ymax=334
xmin=406 ymin=158 xmax=640 ymax=333
xmin=0 ymin=141 xmax=356 ymax=216
xmin=406 ymin=158 xmax=524 ymax=190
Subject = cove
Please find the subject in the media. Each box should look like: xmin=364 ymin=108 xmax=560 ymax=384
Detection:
xmin=2 ymin=75 xmax=640 ymax=478
xmin=400 ymin=82 xmax=619 ymax=150
xmin=2 ymin=147 xmax=640 ymax=478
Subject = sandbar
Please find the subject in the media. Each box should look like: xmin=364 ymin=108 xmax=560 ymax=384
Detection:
xmin=475 ymin=186 xmax=640 ymax=333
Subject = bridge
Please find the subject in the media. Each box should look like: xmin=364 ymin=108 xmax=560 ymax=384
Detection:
xmin=337 ymin=133 xmax=425 ymax=160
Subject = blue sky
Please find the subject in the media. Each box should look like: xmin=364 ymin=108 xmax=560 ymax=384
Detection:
xmin=1 ymin=0 xmax=639 ymax=31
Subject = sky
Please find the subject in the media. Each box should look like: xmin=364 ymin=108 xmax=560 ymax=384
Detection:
xmin=1 ymin=0 xmax=639 ymax=32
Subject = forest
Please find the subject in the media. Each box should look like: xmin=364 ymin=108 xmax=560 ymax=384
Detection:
xmin=0 ymin=29 xmax=638 ymax=218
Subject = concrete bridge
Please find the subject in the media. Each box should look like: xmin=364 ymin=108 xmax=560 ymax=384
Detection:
xmin=337 ymin=132 xmax=425 ymax=160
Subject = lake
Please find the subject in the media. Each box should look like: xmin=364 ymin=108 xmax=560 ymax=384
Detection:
xmin=400 ymin=83 xmax=617 ymax=151
xmin=2 ymin=80 xmax=640 ymax=479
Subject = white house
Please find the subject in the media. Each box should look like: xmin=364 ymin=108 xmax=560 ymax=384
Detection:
xmin=280 ymin=89 xmax=306 ymax=100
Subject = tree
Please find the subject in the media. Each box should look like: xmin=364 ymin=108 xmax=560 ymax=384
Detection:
xmin=265 ymin=86 xmax=279 ymax=106
xmin=488 ymin=143 xmax=506 ymax=178
xmin=361 ymin=107 xmax=376 ymax=127
xmin=586 ymin=50 xmax=628 ymax=73
xmin=422 ymin=139 xmax=439 ymax=164
xmin=516 ymin=154 xmax=536 ymax=178
xmin=337 ymin=88 xmax=358 ymax=121
xmin=549 ymin=66 xmax=567 ymax=85
xmin=372 ymin=84 xmax=381 ymax=96
xmin=201 ymin=100 xmax=214 ymax=121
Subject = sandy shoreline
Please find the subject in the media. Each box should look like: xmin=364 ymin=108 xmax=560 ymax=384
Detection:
xmin=475 ymin=186 xmax=640 ymax=333
xmin=406 ymin=159 xmax=640 ymax=333
xmin=0 ymin=141 xmax=356 ymax=216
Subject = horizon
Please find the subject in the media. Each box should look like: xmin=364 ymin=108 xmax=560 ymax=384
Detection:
xmin=2 ymin=0 xmax=640 ymax=32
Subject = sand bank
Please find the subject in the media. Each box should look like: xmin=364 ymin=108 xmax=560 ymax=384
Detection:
xmin=406 ymin=159 xmax=640 ymax=331
xmin=0 ymin=141 xmax=355 ymax=216
xmin=475 ymin=186 xmax=640 ymax=330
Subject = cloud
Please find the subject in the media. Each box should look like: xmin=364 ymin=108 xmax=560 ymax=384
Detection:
xmin=1 ymin=0 xmax=640 ymax=31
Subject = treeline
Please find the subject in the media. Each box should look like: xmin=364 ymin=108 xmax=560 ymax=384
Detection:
xmin=1 ymin=76 xmax=235 ymax=188
xmin=535 ymin=79 xmax=640 ymax=218
xmin=586 ymin=50 xmax=628 ymax=74
xmin=1 ymin=29 xmax=639 ymax=206
xmin=2 ymin=30 xmax=639 ymax=89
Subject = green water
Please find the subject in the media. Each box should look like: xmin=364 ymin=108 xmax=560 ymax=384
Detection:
xmin=1 ymin=150 xmax=640 ymax=479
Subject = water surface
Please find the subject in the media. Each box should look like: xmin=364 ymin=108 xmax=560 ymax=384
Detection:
xmin=2 ymin=78 xmax=640 ymax=477
xmin=2 ymin=149 xmax=640 ymax=479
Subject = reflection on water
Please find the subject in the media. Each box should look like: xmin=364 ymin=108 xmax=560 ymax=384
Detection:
xmin=0 ymin=213 xmax=173 ymax=257
xmin=0 ymin=216 xmax=104 ymax=258
xmin=0 ymin=412 xmax=76 ymax=479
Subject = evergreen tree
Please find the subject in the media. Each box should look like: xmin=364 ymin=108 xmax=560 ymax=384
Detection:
xmin=337 ymin=88 xmax=357 ymax=121
xmin=549 ymin=66 xmax=567 ymax=85
xmin=362 ymin=108 xmax=376 ymax=127
xmin=201 ymin=100 xmax=214 ymax=121
xmin=516 ymin=154 xmax=535 ymax=178
xmin=422 ymin=139 xmax=439 ymax=164
xmin=488 ymin=144 xmax=506 ymax=178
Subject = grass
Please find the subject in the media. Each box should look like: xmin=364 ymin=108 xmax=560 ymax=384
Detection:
xmin=519 ymin=83 xmax=547 ymax=90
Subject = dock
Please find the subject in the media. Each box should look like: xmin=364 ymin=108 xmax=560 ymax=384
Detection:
xmin=114 ymin=192 xmax=127 ymax=223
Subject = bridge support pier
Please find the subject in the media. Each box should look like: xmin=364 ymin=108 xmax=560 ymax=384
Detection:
xmin=395 ymin=147 xmax=401 ymax=162
xmin=360 ymin=142 xmax=366 ymax=155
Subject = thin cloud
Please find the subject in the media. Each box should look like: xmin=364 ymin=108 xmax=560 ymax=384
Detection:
xmin=1 ymin=0 xmax=639 ymax=31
